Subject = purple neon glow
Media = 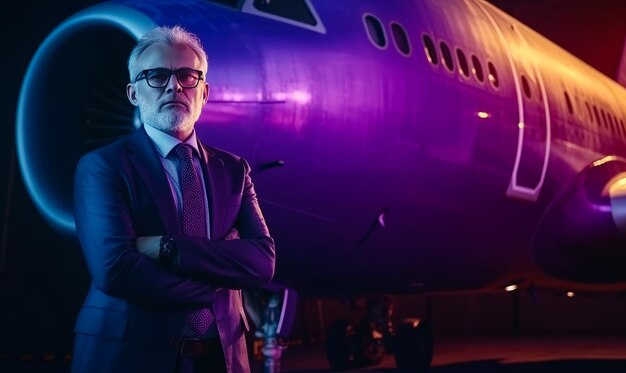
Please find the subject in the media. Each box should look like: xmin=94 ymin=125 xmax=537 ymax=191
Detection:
xmin=16 ymin=0 xmax=626 ymax=294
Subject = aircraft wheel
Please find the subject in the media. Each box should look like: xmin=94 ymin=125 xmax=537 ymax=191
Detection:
xmin=393 ymin=319 xmax=433 ymax=372
xmin=358 ymin=319 xmax=385 ymax=366
xmin=326 ymin=319 xmax=385 ymax=370
xmin=326 ymin=320 xmax=360 ymax=370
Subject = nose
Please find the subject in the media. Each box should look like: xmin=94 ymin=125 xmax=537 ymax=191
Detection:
xmin=165 ymin=72 xmax=182 ymax=93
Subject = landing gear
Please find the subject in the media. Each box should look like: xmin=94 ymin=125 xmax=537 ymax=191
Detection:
xmin=243 ymin=287 xmax=298 ymax=373
xmin=325 ymin=299 xmax=433 ymax=372
xmin=246 ymin=291 xmax=433 ymax=373
xmin=325 ymin=298 xmax=391 ymax=370
xmin=393 ymin=319 xmax=433 ymax=372
xmin=325 ymin=319 xmax=384 ymax=370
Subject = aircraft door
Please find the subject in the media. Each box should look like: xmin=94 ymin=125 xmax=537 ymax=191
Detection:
xmin=504 ymin=27 xmax=551 ymax=201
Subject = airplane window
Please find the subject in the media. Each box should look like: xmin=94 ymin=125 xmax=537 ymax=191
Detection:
xmin=564 ymin=91 xmax=573 ymax=114
xmin=593 ymin=106 xmax=602 ymax=127
xmin=488 ymin=61 xmax=499 ymax=87
xmin=521 ymin=75 xmax=531 ymax=99
xmin=606 ymin=111 xmax=615 ymax=132
xmin=364 ymin=15 xmax=386 ymax=48
xmin=471 ymin=55 xmax=484 ymax=82
xmin=439 ymin=41 xmax=454 ymax=71
xmin=456 ymin=48 xmax=469 ymax=77
xmin=390 ymin=22 xmax=411 ymax=56
xmin=585 ymin=102 xmax=593 ymax=124
xmin=613 ymin=115 xmax=620 ymax=134
xmin=422 ymin=34 xmax=439 ymax=65
xmin=422 ymin=34 xmax=438 ymax=65
xmin=601 ymin=109 xmax=608 ymax=129
xmin=253 ymin=0 xmax=316 ymax=26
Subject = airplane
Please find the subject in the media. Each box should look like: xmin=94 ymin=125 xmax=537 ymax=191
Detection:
xmin=14 ymin=0 xmax=626 ymax=371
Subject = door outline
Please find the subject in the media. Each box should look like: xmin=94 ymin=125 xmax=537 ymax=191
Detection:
xmin=477 ymin=2 xmax=552 ymax=202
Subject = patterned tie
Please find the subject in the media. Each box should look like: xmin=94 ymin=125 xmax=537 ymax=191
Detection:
xmin=174 ymin=144 xmax=214 ymax=336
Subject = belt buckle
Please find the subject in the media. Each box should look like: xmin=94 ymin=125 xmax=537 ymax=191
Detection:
xmin=179 ymin=337 xmax=202 ymax=357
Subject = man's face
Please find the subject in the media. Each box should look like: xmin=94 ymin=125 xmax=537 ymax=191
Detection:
xmin=126 ymin=42 xmax=209 ymax=140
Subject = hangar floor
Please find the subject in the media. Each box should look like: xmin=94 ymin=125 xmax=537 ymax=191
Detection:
xmin=1 ymin=334 xmax=625 ymax=372
xmin=256 ymin=335 xmax=626 ymax=372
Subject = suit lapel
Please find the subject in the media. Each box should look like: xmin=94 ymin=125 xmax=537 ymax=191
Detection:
xmin=198 ymin=140 xmax=225 ymax=240
xmin=127 ymin=127 xmax=180 ymax=234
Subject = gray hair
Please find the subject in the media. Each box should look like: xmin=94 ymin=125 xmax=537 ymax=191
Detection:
xmin=127 ymin=25 xmax=208 ymax=81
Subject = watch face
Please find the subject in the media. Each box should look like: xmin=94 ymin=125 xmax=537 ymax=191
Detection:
xmin=160 ymin=238 xmax=176 ymax=265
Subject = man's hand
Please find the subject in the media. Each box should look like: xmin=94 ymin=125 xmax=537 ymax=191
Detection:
xmin=136 ymin=236 xmax=162 ymax=260
xmin=224 ymin=228 xmax=239 ymax=241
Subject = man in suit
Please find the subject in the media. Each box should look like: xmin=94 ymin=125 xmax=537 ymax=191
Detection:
xmin=71 ymin=25 xmax=275 ymax=373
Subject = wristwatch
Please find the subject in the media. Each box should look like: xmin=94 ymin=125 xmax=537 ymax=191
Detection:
xmin=159 ymin=236 xmax=178 ymax=268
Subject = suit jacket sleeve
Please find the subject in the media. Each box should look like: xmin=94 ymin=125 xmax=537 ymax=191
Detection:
xmin=74 ymin=151 xmax=215 ymax=308
xmin=173 ymin=157 xmax=276 ymax=289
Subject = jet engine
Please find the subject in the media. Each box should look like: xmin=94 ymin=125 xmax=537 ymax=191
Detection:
xmin=16 ymin=3 xmax=156 ymax=236
xmin=532 ymin=156 xmax=626 ymax=283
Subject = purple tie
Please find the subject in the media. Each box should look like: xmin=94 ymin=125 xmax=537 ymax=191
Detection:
xmin=174 ymin=144 xmax=214 ymax=336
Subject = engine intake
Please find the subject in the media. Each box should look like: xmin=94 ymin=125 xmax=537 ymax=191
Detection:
xmin=16 ymin=4 xmax=156 ymax=236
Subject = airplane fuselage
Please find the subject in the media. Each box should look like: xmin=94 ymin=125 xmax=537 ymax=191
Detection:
xmin=16 ymin=0 xmax=626 ymax=296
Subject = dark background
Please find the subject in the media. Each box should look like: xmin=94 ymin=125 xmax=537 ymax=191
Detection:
xmin=1 ymin=0 xmax=625 ymax=368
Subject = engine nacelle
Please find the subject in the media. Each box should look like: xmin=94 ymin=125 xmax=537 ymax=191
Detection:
xmin=532 ymin=156 xmax=626 ymax=283
xmin=16 ymin=3 xmax=155 ymax=237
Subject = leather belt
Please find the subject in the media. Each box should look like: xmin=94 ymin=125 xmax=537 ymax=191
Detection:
xmin=172 ymin=337 xmax=221 ymax=357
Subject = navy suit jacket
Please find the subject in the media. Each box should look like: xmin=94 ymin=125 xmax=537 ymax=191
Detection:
xmin=71 ymin=126 xmax=275 ymax=373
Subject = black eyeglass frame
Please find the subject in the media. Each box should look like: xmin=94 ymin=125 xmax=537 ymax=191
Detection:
xmin=134 ymin=68 xmax=204 ymax=88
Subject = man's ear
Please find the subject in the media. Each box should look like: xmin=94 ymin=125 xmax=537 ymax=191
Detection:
xmin=203 ymin=82 xmax=209 ymax=104
xmin=127 ymin=83 xmax=139 ymax=106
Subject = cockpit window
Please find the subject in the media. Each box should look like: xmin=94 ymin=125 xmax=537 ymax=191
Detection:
xmin=253 ymin=0 xmax=316 ymax=26
xmin=241 ymin=0 xmax=325 ymax=33
xmin=205 ymin=0 xmax=242 ymax=8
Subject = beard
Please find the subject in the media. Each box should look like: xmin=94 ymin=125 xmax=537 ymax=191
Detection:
xmin=138 ymin=97 xmax=202 ymax=137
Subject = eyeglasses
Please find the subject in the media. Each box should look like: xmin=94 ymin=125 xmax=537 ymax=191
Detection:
xmin=134 ymin=68 xmax=204 ymax=88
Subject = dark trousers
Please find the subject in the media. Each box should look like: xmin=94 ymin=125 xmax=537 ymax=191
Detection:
xmin=175 ymin=339 xmax=227 ymax=373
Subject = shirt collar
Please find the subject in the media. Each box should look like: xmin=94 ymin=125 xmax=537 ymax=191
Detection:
xmin=143 ymin=124 xmax=201 ymax=159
